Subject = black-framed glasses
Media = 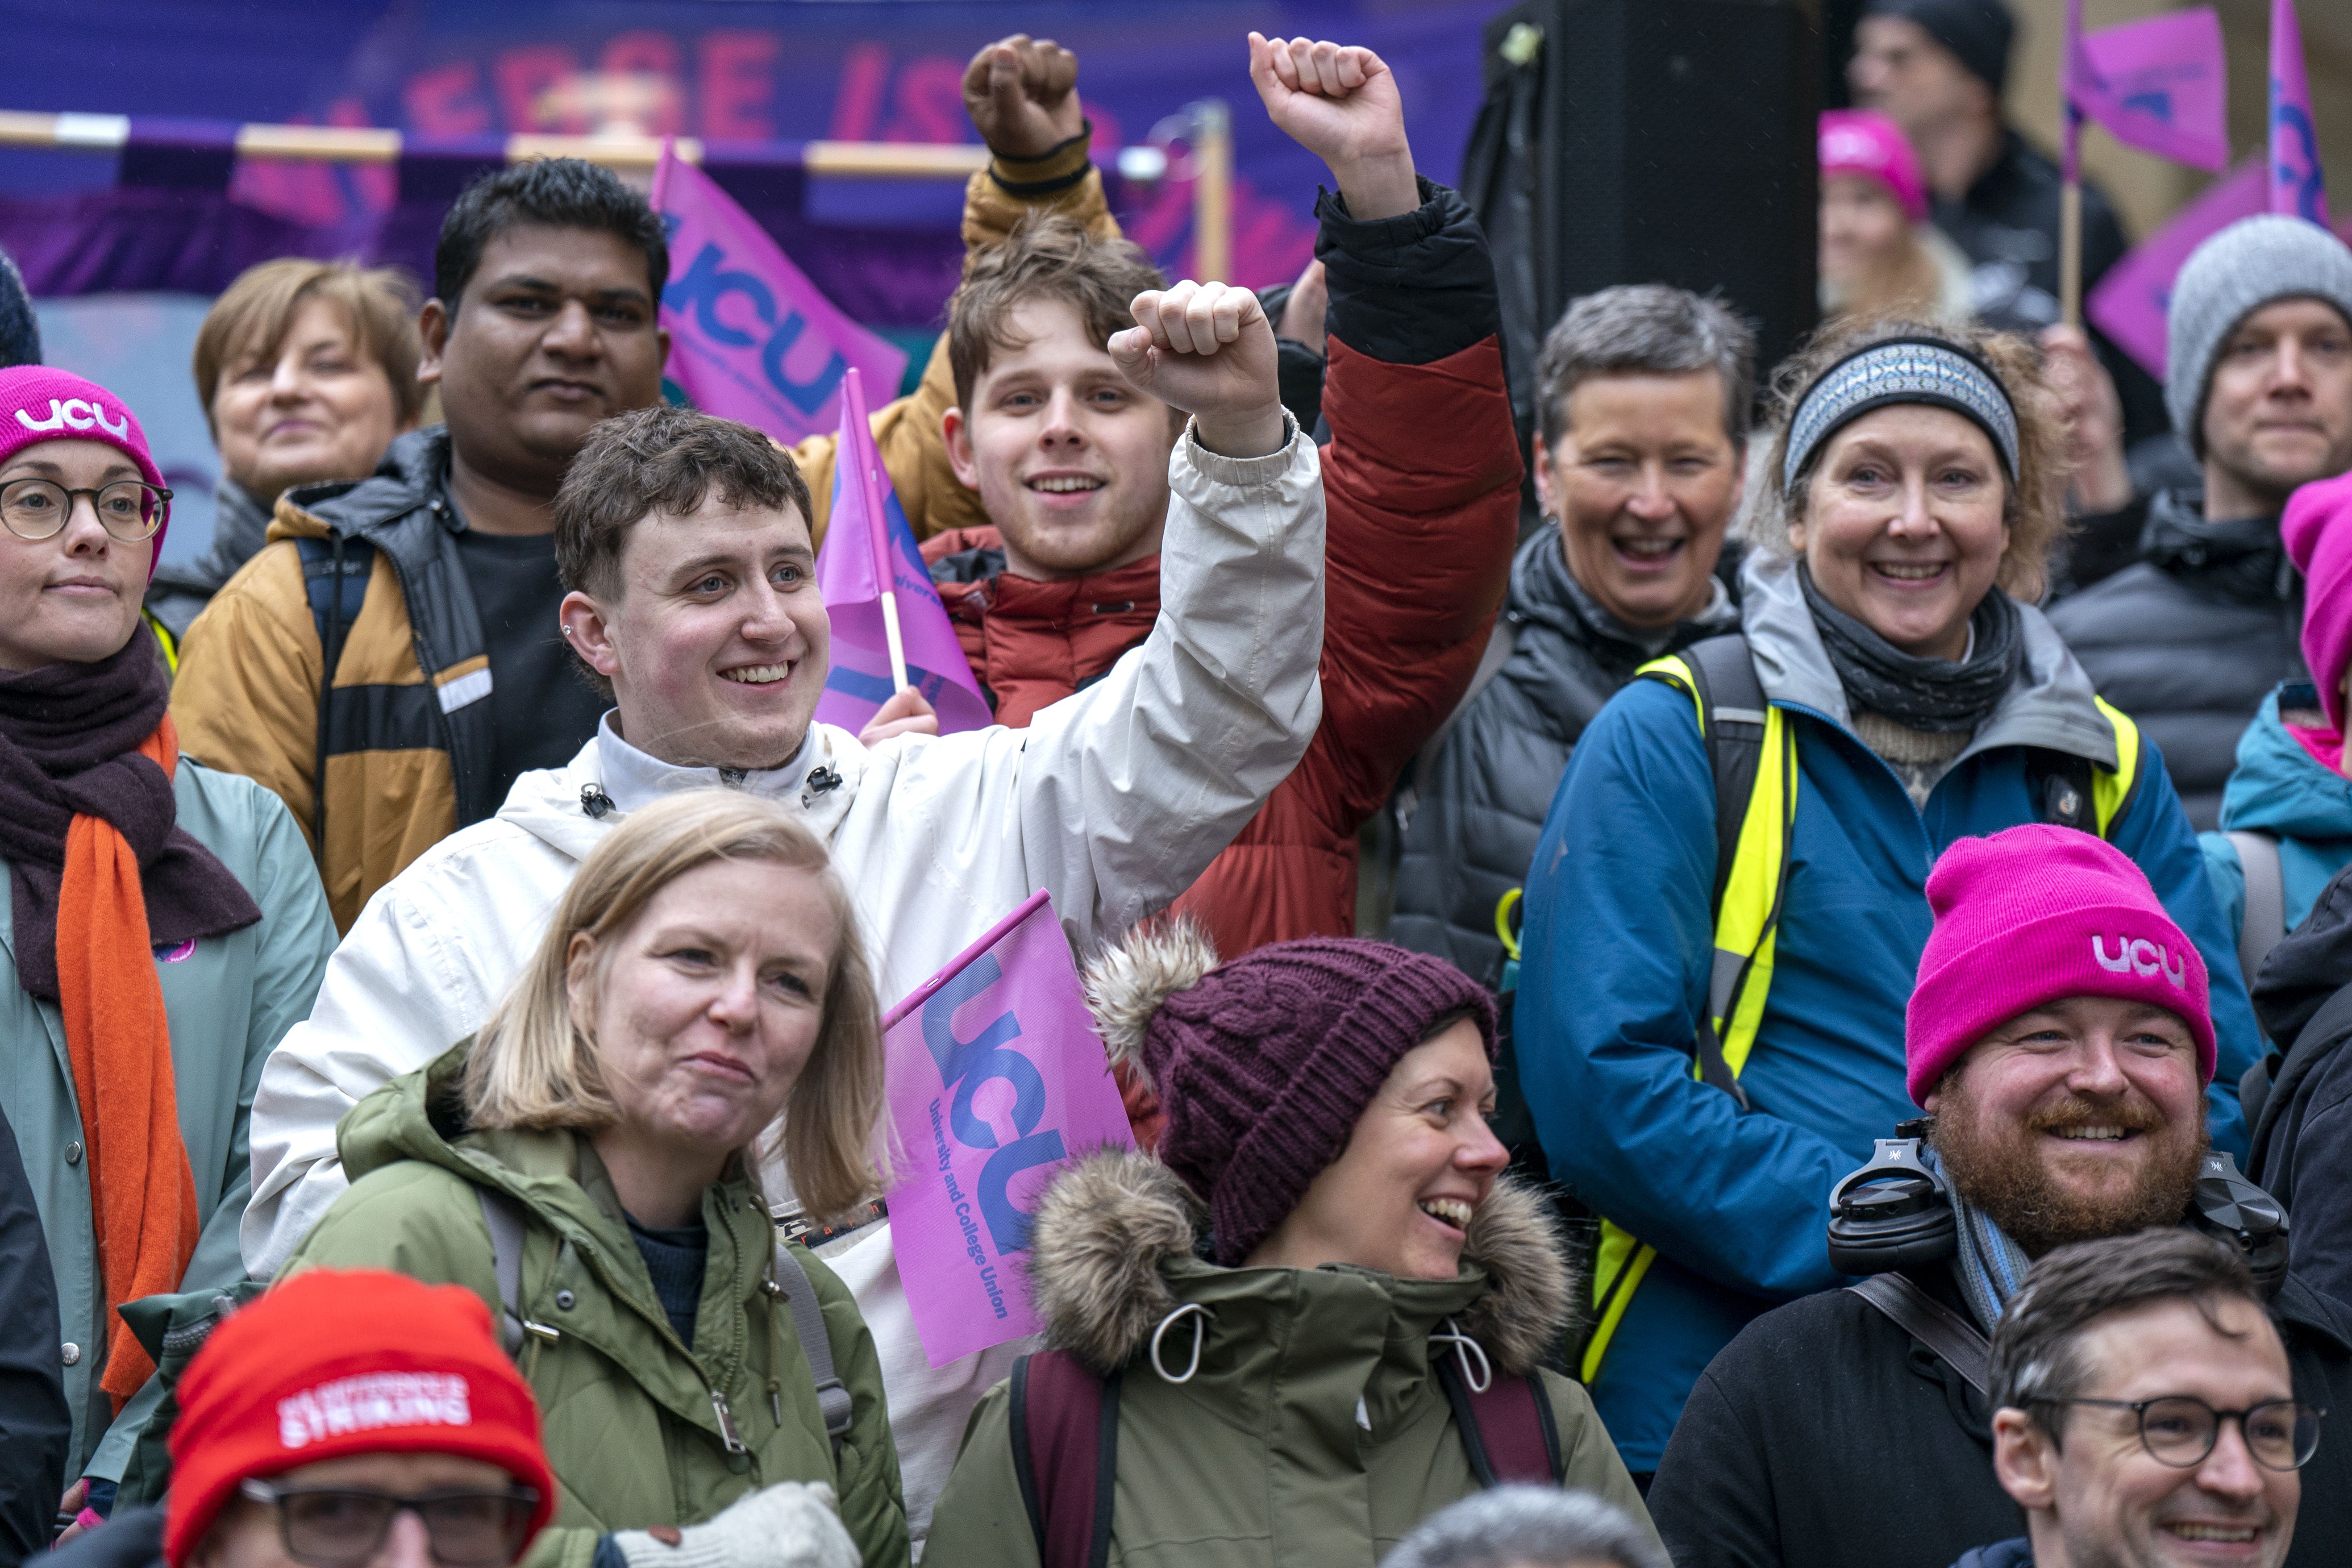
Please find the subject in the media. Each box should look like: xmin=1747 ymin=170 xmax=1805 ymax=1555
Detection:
xmin=237 ymin=1481 xmax=539 ymax=1568
xmin=2035 ymin=1396 xmax=2324 ymax=1472
xmin=0 ymin=477 xmax=171 ymax=542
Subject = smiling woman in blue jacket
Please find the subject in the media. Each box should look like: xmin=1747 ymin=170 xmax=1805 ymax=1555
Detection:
xmin=1513 ymin=317 xmax=2258 ymax=1478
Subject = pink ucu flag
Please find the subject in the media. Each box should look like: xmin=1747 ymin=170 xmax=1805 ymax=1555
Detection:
xmin=2091 ymin=934 xmax=2190 ymax=989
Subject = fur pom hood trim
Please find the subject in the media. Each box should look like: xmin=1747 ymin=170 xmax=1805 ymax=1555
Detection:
xmin=1082 ymin=920 xmax=1219 ymax=1076
xmin=1024 ymin=1148 xmax=1578 ymax=1378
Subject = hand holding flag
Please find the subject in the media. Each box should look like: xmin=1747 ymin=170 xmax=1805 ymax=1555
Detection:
xmin=812 ymin=368 xmax=995 ymax=741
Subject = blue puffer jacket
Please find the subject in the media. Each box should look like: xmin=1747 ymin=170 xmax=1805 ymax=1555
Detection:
xmin=2200 ymin=684 xmax=2352 ymax=958
xmin=1516 ymin=552 xmax=2258 ymax=1472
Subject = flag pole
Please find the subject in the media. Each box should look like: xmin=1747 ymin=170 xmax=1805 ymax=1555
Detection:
xmin=841 ymin=368 xmax=910 ymax=694
xmin=2060 ymin=0 xmax=2084 ymax=329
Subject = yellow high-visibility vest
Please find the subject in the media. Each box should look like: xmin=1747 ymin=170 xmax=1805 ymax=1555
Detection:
xmin=1576 ymin=649 xmax=2144 ymax=1384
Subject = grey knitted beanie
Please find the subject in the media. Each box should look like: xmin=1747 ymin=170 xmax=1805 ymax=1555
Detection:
xmin=2167 ymin=216 xmax=2352 ymax=456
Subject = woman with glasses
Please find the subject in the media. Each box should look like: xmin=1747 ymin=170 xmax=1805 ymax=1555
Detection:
xmin=0 ymin=367 xmax=337 ymax=1518
xmin=280 ymin=792 xmax=907 ymax=1568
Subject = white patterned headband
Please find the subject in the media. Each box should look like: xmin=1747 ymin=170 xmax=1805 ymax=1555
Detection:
xmin=1781 ymin=337 xmax=2021 ymax=493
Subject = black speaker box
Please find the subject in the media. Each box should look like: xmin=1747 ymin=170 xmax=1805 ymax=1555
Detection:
xmin=1463 ymin=0 xmax=1823 ymax=431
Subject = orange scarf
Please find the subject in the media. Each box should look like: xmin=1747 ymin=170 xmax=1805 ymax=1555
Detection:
xmin=55 ymin=716 xmax=200 ymax=1409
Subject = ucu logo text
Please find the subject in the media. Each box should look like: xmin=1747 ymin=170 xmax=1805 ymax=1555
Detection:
xmin=14 ymin=399 xmax=127 ymax=439
xmin=2091 ymin=935 xmax=2186 ymax=989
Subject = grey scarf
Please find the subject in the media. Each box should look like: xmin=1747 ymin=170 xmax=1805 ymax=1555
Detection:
xmin=1923 ymin=1145 xmax=2033 ymax=1332
xmin=1799 ymin=564 xmax=2022 ymax=733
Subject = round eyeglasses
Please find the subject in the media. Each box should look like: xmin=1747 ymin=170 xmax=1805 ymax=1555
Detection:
xmin=2036 ymin=1395 xmax=2324 ymax=1472
xmin=0 ymin=477 xmax=171 ymax=543
xmin=236 ymin=1481 xmax=540 ymax=1568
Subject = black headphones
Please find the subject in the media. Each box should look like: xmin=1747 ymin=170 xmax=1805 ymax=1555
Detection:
xmin=1827 ymin=1119 xmax=1958 ymax=1275
xmin=2190 ymin=1150 xmax=2290 ymax=1297
xmin=1827 ymin=1119 xmax=2292 ymax=1297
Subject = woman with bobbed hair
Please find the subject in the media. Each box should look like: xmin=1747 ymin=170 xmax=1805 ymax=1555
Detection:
xmin=147 ymin=259 xmax=423 ymax=640
xmin=1506 ymin=315 xmax=2258 ymax=1478
xmin=924 ymin=928 xmax=1654 ymax=1568
xmin=284 ymin=790 xmax=908 ymax=1568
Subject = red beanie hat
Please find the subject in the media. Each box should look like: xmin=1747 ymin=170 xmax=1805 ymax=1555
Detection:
xmin=0 ymin=365 xmax=169 ymax=577
xmin=1906 ymin=825 xmax=2214 ymax=1106
xmin=165 ymin=1270 xmax=556 ymax=1568
xmin=2284 ymin=469 xmax=2352 ymax=734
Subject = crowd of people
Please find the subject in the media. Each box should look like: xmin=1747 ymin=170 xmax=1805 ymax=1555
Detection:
xmin=0 ymin=3 xmax=2348 ymax=1567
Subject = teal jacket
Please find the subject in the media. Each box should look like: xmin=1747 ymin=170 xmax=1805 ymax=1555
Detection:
xmin=0 ymin=760 xmax=335 ymax=1481
xmin=2201 ymin=684 xmax=2352 ymax=957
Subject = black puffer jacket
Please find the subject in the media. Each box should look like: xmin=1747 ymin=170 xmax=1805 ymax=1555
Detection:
xmin=2249 ymin=858 xmax=2352 ymax=1307
xmin=1386 ymin=530 xmax=1741 ymax=986
xmin=2044 ymin=488 xmax=2303 ymax=830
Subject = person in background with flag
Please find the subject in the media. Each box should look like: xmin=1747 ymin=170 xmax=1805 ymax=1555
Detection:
xmin=923 ymin=925 xmax=1651 ymax=1568
xmin=281 ymin=791 xmax=899 ymax=1568
xmin=2048 ymin=216 xmax=2352 ymax=831
xmin=0 ymin=365 xmax=336 ymax=1524
xmin=239 ymin=211 xmax=1321 ymax=1553
xmin=1848 ymin=0 xmax=2166 ymax=450
xmin=894 ymin=34 xmax=1517 ymax=982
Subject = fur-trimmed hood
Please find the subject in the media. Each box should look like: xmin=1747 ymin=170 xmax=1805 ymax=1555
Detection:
xmin=1025 ymin=1148 xmax=1578 ymax=1378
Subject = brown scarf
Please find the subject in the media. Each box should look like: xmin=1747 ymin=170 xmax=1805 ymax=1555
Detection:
xmin=0 ymin=640 xmax=261 ymax=1404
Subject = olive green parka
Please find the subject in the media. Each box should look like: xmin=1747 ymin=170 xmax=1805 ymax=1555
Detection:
xmin=923 ymin=1150 xmax=1655 ymax=1568
xmin=282 ymin=1043 xmax=908 ymax=1568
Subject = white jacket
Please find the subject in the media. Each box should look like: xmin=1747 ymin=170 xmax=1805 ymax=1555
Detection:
xmin=241 ymin=423 xmax=1322 ymax=1545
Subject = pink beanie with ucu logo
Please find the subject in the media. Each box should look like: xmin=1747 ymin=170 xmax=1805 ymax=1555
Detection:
xmin=0 ymin=366 xmax=168 ymax=570
xmin=1906 ymin=824 xmax=2214 ymax=1105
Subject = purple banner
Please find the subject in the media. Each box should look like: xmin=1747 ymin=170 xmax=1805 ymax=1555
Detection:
xmin=2089 ymin=160 xmax=2269 ymax=379
xmin=0 ymin=1 xmax=1500 ymax=312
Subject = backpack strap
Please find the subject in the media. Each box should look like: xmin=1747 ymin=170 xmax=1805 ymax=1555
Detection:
xmin=2227 ymin=830 xmax=2288 ymax=987
xmin=1433 ymin=1356 xmax=1561 ymax=1486
xmin=770 ymin=1239 xmax=855 ymax=1456
xmin=1010 ymin=1351 xmax=1120 ymax=1568
xmin=475 ymin=1187 xmax=529 ymax=1358
xmin=1846 ymin=1273 xmax=1989 ymax=1396
xmin=293 ymin=535 xmax=374 ymax=853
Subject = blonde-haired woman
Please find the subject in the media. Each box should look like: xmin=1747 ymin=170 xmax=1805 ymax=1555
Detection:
xmin=285 ymin=790 xmax=907 ymax=1568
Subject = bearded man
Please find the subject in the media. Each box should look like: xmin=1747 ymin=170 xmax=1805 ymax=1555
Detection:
xmin=1643 ymin=825 xmax=2352 ymax=1568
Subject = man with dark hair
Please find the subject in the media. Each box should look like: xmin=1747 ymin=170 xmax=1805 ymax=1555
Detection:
xmin=170 ymin=158 xmax=671 ymax=929
xmin=1385 ymin=282 xmax=1753 ymax=988
xmin=1645 ymin=825 xmax=2352 ymax=1568
xmin=1849 ymin=0 xmax=2162 ymax=447
xmin=1971 ymin=1229 xmax=2310 ymax=1568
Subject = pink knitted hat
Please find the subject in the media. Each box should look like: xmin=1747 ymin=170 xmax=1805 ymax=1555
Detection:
xmin=0 ymin=366 xmax=169 ymax=575
xmin=1907 ymin=825 xmax=2214 ymax=1104
xmin=1820 ymin=109 xmax=1930 ymax=226
xmin=2283 ymin=469 xmax=2352 ymax=734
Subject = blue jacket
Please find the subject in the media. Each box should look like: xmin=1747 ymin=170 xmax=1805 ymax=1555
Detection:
xmin=2200 ymin=684 xmax=2352 ymax=953
xmin=1515 ymin=553 xmax=2258 ymax=1471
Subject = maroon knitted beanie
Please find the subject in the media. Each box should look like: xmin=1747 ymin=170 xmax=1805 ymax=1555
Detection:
xmin=1131 ymin=936 xmax=1495 ymax=1266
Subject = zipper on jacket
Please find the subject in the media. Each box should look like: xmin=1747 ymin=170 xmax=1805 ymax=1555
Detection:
xmin=710 ymin=1391 xmax=748 ymax=1454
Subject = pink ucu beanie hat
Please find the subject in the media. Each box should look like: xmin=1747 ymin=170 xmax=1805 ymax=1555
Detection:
xmin=1906 ymin=824 xmax=2214 ymax=1105
xmin=0 ymin=366 xmax=169 ymax=574
xmin=2283 ymin=469 xmax=2352 ymax=734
